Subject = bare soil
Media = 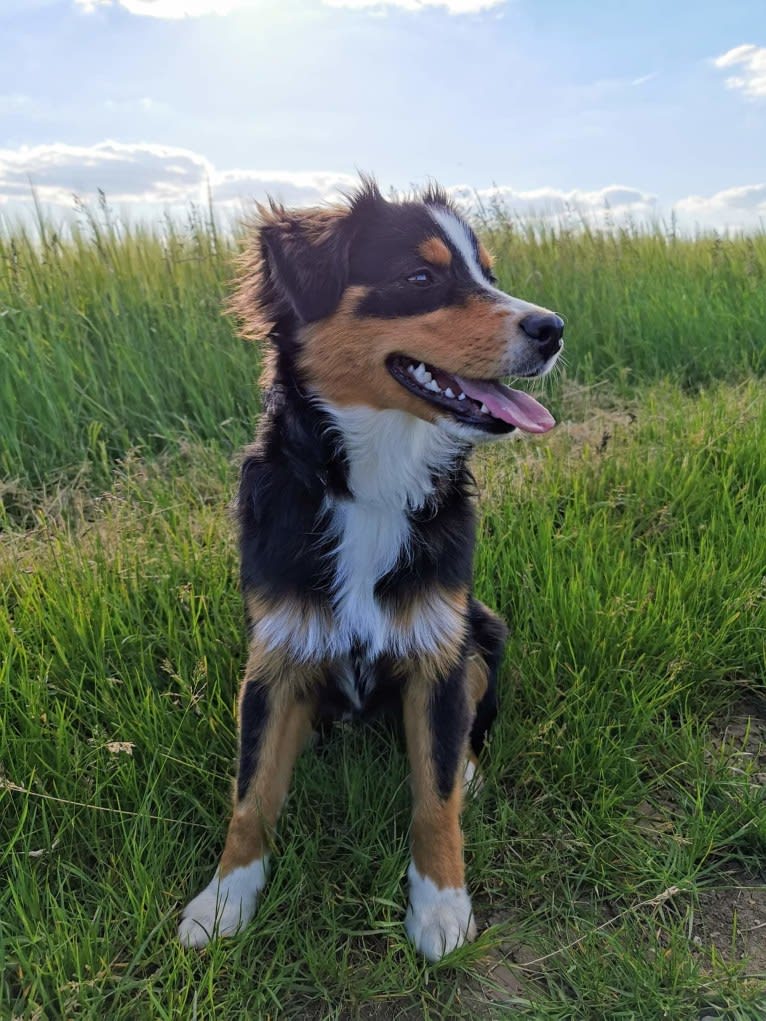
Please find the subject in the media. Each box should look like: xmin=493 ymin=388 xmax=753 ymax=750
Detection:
xmin=693 ymin=696 xmax=766 ymax=977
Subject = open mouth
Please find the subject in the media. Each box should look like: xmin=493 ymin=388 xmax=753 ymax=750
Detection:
xmin=386 ymin=354 xmax=556 ymax=434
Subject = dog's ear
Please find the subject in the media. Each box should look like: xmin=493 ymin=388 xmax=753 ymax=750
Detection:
xmin=259 ymin=205 xmax=352 ymax=327
xmin=260 ymin=210 xmax=350 ymax=325
xmin=231 ymin=180 xmax=385 ymax=340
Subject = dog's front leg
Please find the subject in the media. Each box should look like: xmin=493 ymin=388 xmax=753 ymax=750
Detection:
xmin=402 ymin=654 xmax=477 ymax=961
xmin=179 ymin=650 xmax=316 ymax=948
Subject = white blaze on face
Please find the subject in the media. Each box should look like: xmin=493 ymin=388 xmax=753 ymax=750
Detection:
xmin=428 ymin=205 xmax=540 ymax=318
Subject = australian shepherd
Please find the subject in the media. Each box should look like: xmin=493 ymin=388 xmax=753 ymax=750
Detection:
xmin=178 ymin=179 xmax=564 ymax=961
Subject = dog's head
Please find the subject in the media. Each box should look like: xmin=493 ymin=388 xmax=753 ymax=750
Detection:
xmin=234 ymin=179 xmax=563 ymax=441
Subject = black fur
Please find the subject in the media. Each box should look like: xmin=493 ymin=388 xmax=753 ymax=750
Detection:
xmin=349 ymin=193 xmax=495 ymax=319
xmin=468 ymin=600 xmax=508 ymax=756
xmin=259 ymin=210 xmax=351 ymax=325
xmin=317 ymin=649 xmax=404 ymax=724
xmin=429 ymin=646 xmax=471 ymax=800
xmin=238 ymin=370 xmax=348 ymax=603
xmin=237 ymin=679 xmax=269 ymax=801
xmin=373 ymin=464 xmax=477 ymax=606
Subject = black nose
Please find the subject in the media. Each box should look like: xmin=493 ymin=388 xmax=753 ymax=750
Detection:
xmin=520 ymin=312 xmax=564 ymax=360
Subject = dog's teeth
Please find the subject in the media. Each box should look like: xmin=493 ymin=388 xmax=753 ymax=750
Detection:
xmin=425 ymin=379 xmax=441 ymax=393
xmin=480 ymin=403 xmax=489 ymax=414
xmin=413 ymin=363 xmax=428 ymax=383
xmin=407 ymin=364 xmax=415 ymax=376
xmin=422 ymin=371 xmax=433 ymax=383
xmin=457 ymin=393 xmax=466 ymax=401
xmin=445 ymin=388 xmax=455 ymax=399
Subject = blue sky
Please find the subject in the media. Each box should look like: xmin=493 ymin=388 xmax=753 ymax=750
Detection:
xmin=1 ymin=0 xmax=764 ymax=228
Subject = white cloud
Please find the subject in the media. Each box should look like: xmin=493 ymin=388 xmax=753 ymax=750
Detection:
xmin=713 ymin=44 xmax=766 ymax=99
xmin=0 ymin=144 xmax=655 ymax=221
xmin=323 ymin=0 xmax=504 ymax=12
xmin=448 ymin=183 xmax=658 ymax=226
xmin=75 ymin=0 xmax=505 ymax=16
xmin=0 ymin=141 xmax=213 ymax=205
xmin=674 ymin=184 xmax=766 ymax=229
xmin=453 ymin=182 xmax=766 ymax=232
xmin=75 ymin=0 xmax=252 ymax=15
xmin=212 ymin=169 xmax=357 ymax=206
xmin=630 ymin=72 xmax=659 ymax=87
xmin=0 ymin=141 xmax=356 ymax=213
xmin=1 ymin=141 xmax=764 ymax=232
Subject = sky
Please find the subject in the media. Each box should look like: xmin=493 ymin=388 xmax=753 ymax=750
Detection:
xmin=0 ymin=0 xmax=764 ymax=230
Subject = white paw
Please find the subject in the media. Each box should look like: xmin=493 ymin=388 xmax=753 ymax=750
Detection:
xmin=178 ymin=859 xmax=267 ymax=948
xmin=405 ymin=862 xmax=477 ymax=961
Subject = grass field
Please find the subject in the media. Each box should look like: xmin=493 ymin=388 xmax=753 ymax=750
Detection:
xmin=1 ymin=209 xmax=765 ymax=1019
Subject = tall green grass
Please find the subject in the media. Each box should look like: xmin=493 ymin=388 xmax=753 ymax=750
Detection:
xmin=2 ymin=206 xmax=765 ymax=503
xmin=0 ymin=206 xmax=255 ymax=505
xmin=487 ymin=220 xmax=766 ymax=386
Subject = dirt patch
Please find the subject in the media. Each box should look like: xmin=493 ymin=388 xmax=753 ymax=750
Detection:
xmin=693 ymin=877 xmax=766 ymax=975
xmin=472 ymin=384 xmax=638 ymax=502
xmin=705 ymin=696 xmax=766 ymax=790
xmin=692 ymin=696 xmax=766 ymax=976
xmin=456 ymin=907 xmax=541 ymax=1017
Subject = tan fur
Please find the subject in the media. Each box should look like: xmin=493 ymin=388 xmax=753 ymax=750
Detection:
xmin=241 ymin=632 xmax=326 ymax=697
xmin=245 ymin=590 xmax=333 ymax=674
xmin=257 ymin=346 xmax=277 ymax=391
xmin=298 ymin=287 xmax=531 ymax=418
xmin=478 ymin=243 xmax=494 ymax=272
xmin=220 ymin=688 xmax=315 ymax=874
xmin=403 ymin=676 xmax=467 ymax=889
xmin=389 ymin=586 xmax=469 ymax=678
xmin=464 ymin=653 xmax=491 ymax=790
xmin=244 ymin=591 xmax=271 ymax=625
xmin=418 ymin=236 xmax=453 ymax=268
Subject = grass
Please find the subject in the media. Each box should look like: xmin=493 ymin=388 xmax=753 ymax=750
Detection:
xmin=1 ymin=207 xmax=765 ymax=1018
xmin=0 ymin=204 xmax=254 ymax=509
xmin=2 ymin=207 xmax=765 ymax=505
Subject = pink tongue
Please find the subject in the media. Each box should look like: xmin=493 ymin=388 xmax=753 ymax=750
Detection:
xmin=454 ymin=376 xmax=556 ymax=434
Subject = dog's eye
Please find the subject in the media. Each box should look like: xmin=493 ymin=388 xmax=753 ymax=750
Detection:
xmin=406 ymin=269 xmax=434 ymax=287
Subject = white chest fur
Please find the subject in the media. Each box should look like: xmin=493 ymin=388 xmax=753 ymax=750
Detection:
xmin=328 ymin=497 xmax=410 ymax=656
xmin=252 ymin=406 xmax=466 ymax=664
xmin=326 ymin=406 xmax=462 ymax=657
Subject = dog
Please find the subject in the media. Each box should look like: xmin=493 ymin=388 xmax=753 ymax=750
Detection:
xmin=178 ymin=179 xmax=564 ymax=961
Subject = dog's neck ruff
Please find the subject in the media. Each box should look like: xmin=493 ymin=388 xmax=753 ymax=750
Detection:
xmin=320 ymin=404 xmax=467 ymax=659
xmin=323 ymin=405 xmax=465 ymax=510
